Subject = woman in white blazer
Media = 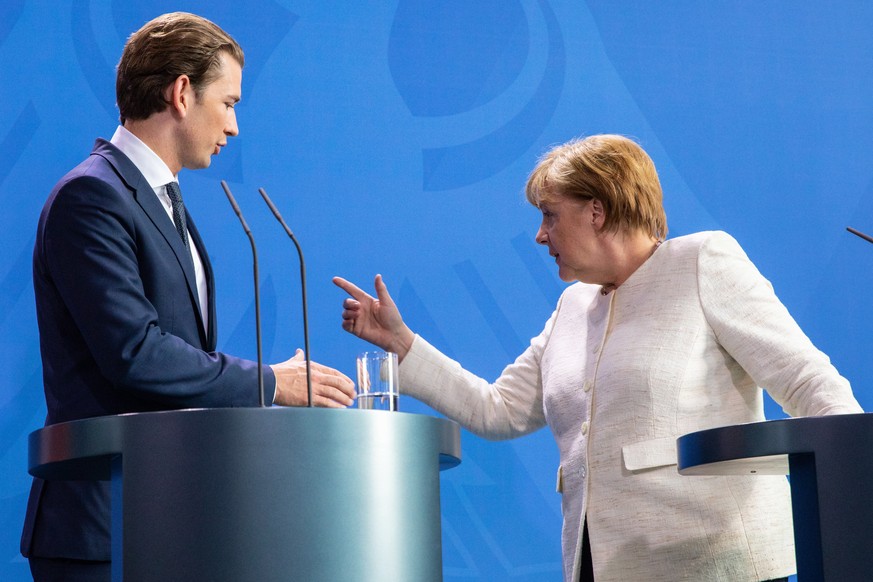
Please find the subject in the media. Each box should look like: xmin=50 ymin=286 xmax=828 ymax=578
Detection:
xmin=334 ymin=135 xmax=862 ymax=582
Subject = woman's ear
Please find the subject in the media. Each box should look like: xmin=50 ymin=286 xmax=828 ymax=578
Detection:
xmin=590 ymin=198 xmax=606 ymax=228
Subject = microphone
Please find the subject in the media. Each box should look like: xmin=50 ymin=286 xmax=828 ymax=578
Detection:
xmin=258 ymin=187 xmax=313 ymax=408
xmin=221 ymin=180 xmax=266 ymax=407
xmin=847 ymin=226 xmax=873 ymax=245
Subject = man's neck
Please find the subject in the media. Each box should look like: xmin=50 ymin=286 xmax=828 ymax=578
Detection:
xmin=123 ymin=116 xmax=181 ymax=175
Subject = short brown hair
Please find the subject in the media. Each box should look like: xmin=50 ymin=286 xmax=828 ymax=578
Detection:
xmin=116 ymin=12 xmax=244 ymax=124
xmin=526 ymin=135 xmax=668 ymax=240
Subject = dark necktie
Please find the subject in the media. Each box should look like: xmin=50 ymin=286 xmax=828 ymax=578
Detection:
xmin=165 ymin=181 xmax=189 ymax=249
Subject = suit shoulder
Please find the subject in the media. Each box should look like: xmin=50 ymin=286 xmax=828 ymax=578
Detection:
xmin=61 ymin=151 xmax=125 ymax=189
xmin=48 ymin=152 xmax=131 ymax=208
xmin=40 ymin=156 xmax=137 ymax=240
xmin=51 ymin=138 xmax=142 ymax=197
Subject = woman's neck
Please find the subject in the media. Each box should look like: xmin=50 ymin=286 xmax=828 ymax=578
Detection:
xmin=598 ymin=231 xmax=662 ymax=294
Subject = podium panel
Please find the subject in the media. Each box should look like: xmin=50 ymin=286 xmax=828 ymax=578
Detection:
xmin=29 ymin=408 xmax=461 ymax=581
xmin=677 ymin=413 xmax=873 ymax=582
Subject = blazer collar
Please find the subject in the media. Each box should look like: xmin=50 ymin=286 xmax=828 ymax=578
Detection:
xmin=90 ymin=139 xmax=211 ymax=348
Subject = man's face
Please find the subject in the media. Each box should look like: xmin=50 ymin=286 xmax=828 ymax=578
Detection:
xmin=179 ymin=52 xmax=241 ymax=171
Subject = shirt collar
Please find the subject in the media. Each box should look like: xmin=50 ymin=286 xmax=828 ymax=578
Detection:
xmin=110 ymin=125 xmax=177 ymax=189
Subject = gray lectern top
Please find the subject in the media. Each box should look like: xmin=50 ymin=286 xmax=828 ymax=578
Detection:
xmin=29 ymin=407 xmax=462 ymax=582
xmin=30 ymin=407 xmax=462 ymax=481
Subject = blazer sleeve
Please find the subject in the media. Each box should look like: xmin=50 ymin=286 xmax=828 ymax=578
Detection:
xmin=38 ymin=173 xmax=275 ymax=408
xmin=697 ymin=231 xmax=862 ymax=417
xmin=398 ymin=309 xmax=557 ymax=440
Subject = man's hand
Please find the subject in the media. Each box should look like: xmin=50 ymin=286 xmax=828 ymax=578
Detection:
xmin=332 ymin=274 xmax=415 ymax=360
xmin=271 ymin=350 xmax=355 ymax=407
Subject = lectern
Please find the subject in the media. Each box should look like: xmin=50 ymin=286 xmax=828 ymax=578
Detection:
xmin=29 ymin=408 xmax=462 ymax=581
xmin=677 ymin=413 xmax=873 ymax=582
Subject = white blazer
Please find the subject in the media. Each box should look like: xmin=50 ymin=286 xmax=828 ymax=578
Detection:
xmin=400 ymin=231 xmax=862 ymax=582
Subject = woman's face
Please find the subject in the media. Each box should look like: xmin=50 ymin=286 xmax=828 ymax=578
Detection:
xmin=535 ymin=194 xmax=606 ymax=283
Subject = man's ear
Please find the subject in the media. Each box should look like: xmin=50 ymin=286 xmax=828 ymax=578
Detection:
xmin=164 ymin=75 xmax=193 ymax=117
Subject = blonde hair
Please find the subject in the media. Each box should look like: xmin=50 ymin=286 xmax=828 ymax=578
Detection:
xmin=526 ymin=135 xmax=667 ymax=240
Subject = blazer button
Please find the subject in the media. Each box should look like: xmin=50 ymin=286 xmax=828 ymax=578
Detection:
xmin=583 ymin=380 xmax=592 ymax=392
xmin=581 ymin=421 xmax=589 ymax=435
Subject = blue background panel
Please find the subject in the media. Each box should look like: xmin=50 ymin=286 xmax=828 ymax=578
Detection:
xmin=2 ymin=2 xmax=871 ymax=579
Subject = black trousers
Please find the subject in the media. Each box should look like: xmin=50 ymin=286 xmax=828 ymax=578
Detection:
xmin=579 ymin=521 xmax=594 ymax=582
xmin=29 ymin=557 xmax=110 ymax=582
xmin=577 ymin=522 xmax=789 ymax=582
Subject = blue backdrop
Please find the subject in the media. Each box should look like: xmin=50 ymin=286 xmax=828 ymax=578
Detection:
xmin=2 ymin=1 xmax=871 ymax=579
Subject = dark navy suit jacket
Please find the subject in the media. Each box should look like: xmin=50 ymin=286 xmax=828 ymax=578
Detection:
xmin=22 ymin=139 xmax=276 ymax=560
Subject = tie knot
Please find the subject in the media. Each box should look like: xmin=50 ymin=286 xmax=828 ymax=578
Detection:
xmin=165 ymin=181 xmax=183 ymax=204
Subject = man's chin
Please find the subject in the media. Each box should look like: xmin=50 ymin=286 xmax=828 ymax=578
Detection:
xmin=185 ymin=157 xmax=212 ymax=171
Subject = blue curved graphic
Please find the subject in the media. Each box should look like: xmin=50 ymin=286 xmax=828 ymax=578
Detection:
xmin=204 ymin=137 xmax=244 ymax=182
xmin=389 ymin=0 xmax=529 ymax=117
xmin=71 ymin=1 xmax=297 ymax=124
xmin=111 ymin=1 xmax=296 ymax=182
xmin=453 ymin=260 xmax=525 ymax=358
xmin=0 ymin=102 xmax=40 ymax=189
xmin=0 ymin=372 xmax=42 ymax=578
xmin=0 ymin=0 xmax=25 ymax=47
xmin=511 ymin=232 xmax=564 ymax=306
xmin=398 ymin=278 xmax=458 ymax=359
xmin=421 ymin=0 xmax=565 ymax=191
xmin=0 ymin=369 xmax=42 ymax=460
xmin=109 ymin=1 xmax=297 ymax=103
xmin=222 ymin=275 xmax=277 ymax=364
xmin=70 ymin=0 xmax=117 ymax=120
xmin=0 ymin=242 xmax=34 ymax=329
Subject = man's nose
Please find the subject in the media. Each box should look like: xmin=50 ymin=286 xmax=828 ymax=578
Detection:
xmin=225 ymin=110 xmax=239 ymax=137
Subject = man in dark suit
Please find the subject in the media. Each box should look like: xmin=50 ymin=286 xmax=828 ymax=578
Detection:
xmin=21 ymin=12 xmax=355 ymax=580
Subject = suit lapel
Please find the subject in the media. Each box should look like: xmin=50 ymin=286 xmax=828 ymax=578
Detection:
xmin=91 ymin=139 xmax=210 ymax=347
